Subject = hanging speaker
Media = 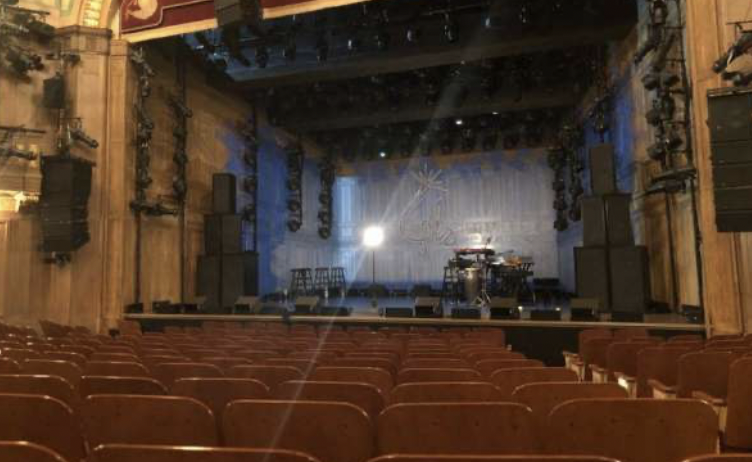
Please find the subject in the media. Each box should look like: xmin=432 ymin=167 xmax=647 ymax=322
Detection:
xmin=589 ymin=144 xmax=617 ymax=195
xmin=43 ymin=75 xmax=66 ymax=109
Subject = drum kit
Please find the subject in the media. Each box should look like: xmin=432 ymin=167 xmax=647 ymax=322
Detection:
xmin=446 ymin=244 xmax=533 ymax=307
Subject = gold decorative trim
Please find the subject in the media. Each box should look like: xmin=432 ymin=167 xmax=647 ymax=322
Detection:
xmin=120 ymin=17 xmax=217 ymax=42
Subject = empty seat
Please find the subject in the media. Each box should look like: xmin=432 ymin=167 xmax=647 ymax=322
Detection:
xmin=0 ymin=393 xmax=84 ymax=462
xmin=264 ymin=358 xmax=319 ymax=374
xmin=0 ymin=441 xmax=68 ymax=462
xmin=378 ymin=402 xmax=537 ymax=455
xmin=0 ymin=358 xmax=21 ymax=374
xmin=172 ymin=377 xmax=269 ymax=419
xmin=331 ymin=358 xmax=398 ymax=376
xmin=79 ymin=376 xmax=167 ymax=397
xmin=643 ymin=346 xmax=700 ymax=398
xmin=401 ymin=359 xmax=470 ymax=369
xmin=311 ymin=367 xmax=394 ymax=394
xmin=82 ymin=394 xmax=217 ymax=447
xmin=548 ymin=398 xmax=718 ymax=462
xmin=683 ymin=457 xmax=752 ymax=462
xmin=397 ymin=368 xmax=482 ymax=384
xmin=466 ymin=351 xmax=526 ymax=364
xmin=228 ymin=365 xmax=303 ymax=390
xmin=368 ymin=456 xmax=619 ymax=462
xmin=723 ymin=357 xmax=752 ymax=449
xmin=22 ymin=360 xmax=82 ymax=388
xmin=490 ymin=367 xmax=578 ymax=399
xmin=0 ymin=374 xmax=76 ymax=408
xmin=577 ymin=337 xmax=614 ymax=381
xmin=43 ymin=351 xmax=87 ymax=368
xmin=275 ymin=380 xmax=386 ymax=418
xmin=91 ymin=352 xmax=141 ymax=363
xmin=84 ymin=361 xmax=151 ymax=378
xmin=512 ymin=382 xmax=628 ymax=435
xmin=676 ymin=351 xmax=736 ymax=399
xmin=476 ymin=359 xmax=544 ymax=378
xmin=224 ymin=400 xmax=373 ymax=462
xmin=153 ymin=363 xmax=224 ymax=388
xmin=89 ymin=444 xmax=324 ymax=462
xmin=390 ymin=382 xmax=504 ymax=404
xmin=0 ymin=348 xmax=41 ymax=361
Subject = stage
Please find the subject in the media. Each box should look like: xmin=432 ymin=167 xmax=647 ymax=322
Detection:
xmin=125 ymin=297 xmax=705 ymax=366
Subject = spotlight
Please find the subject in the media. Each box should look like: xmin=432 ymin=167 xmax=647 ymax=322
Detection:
xmin=363 ymin=226 xmax=385 ymax=248
xmin=347 ymin=35 xmax=362 ymax=52
xmin=315 ymin=35 xmax=329 ymax=62
xmin=255 ymin=46 xmax=269 ymax=68
xmin=375 ymin=30 xmax=390 ymax=52
xmin=379 ymin=151 xmax=387 ymax=158
xmin=444 ymin=15 xmax=459 ymax=43
xmin=455 ymin=118 xmax=464 ymax=126
xmin=283 ymin=37 xmax=297 ymax=62
xmin=406 ymin=25 xmax=421 ymax=43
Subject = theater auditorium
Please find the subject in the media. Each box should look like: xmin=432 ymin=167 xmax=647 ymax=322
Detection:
xmin=0 ymin=0 xmax=752 ymax=461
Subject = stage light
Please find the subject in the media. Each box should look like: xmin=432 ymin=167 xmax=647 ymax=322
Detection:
xmin=347 ymin=36 xmax=362 ymax=52
xmin=363 ymin=226 xmax=384 ymax=248
xmin=406 ymin=26 xmax=421 ymax=43
xmin=283 ymin=37 xmax=297 ymax=62
xmin=379 ymin=151 xmax=387 ymax=158
xmin=455 ymin=118 xmax=464 ymax=126
xmin=444 ymin=15 xmax=459 ymax=43
xmin=375 ymin=30 xmax=390 ymax=52
xmin=492 ymin=111 xmax=500 ymax=115
xmin=315 ymin=35 xmax=329 ymax=62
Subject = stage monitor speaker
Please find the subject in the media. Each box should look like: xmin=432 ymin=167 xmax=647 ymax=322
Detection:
xmin=589 ymin=144 xmax=617 ymax=195
xmin=384 ymin=307 xmax=414 ymax=318
xmin=234 ymin=295 xmax=259 ymax=314
xmin=575 ymin=247 xmax=611 ymax=312
xmin=611 ymin=311 xmax=644 ymax=323
xmin=571 ymin=298 xmax=600 ymax=320
xmin=43 ymin=75 xmax=66 ymax=109
xmin=124 ymin=303 xmax=143 ymax=314
xmin=488 ymin=297 xmax=520 ymax=319
xmin=451 ymin=307 xmax=481 ymax=319
xmin=204 ymin=214 xmax=243 ymax=255
xmin=221 ymin=252 xmax=259 ymax=310
xmin=293 ymin=295 xmax=319 ymax=314
xmin=605 ymin=194 xmax=634 ymax=246
xmin=319 ymin=306 xmax=352 ymax=317
xmin=258 ymin=304 xmax=285 ymax=315
xmin=197 ymin=254 xmax=221 ymax=312
xmin=609 ymin=246 xmax=650 ymax=314
xmin=212 ymin=173 xmax=237 ymax=214
xmin=707 ymin=87 xmax=752 ymax=232
xmin=415 ymin=297 xmax=442 ymax=318
xmin=530 ymin=309 xmax=562 ymax=321
xmin=152 ymin=300 xmax=176 ymax=314
xmin=581 ymin=196 xmax=607 ymax=246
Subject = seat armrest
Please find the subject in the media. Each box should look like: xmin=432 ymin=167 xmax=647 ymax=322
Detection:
xmin=590 ymin=364 xmax=608 ymax=383
xmin=648 ymin=379 xmax=676 ymax=399
xmin=692 ymin=391 xmax=726 ymax=407
xmin=615 ymin=373 xmax=637 ymax=397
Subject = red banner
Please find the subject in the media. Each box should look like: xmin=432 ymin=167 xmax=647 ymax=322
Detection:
xmin=121 ymin=0 xmax=217 ymax=42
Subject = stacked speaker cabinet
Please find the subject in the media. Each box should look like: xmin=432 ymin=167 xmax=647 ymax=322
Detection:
xmin=197 ymin=173 xmax=258 ymax=313
xmin=40 ymin=155 xmax=92 ymax=253
xmin=707 ymin=87 xmax=752 ymax=232
xmin=575 ymin=144 xmax=650 ymax=316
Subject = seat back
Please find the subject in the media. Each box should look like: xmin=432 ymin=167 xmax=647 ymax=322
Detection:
xmin=79 ymin=376 xmax=167 ymax=397
xmin=153 ymin=362 xmax=224 ymax=388
xmin=84 ymin=361 xmax=151 ymax=378
xmin=331 ymin=358 xmax=398 ymax=376
xmin=228 ymin=365 xmax=303 ymax=390
xmin=89 ymin=444 xmax=324 ymax=462
xmin=401 ymin=359 xmax=470 ymax=369
xmin=605 ymin=342 xmax=655 ymax=379
xmin=636 ymin=346 xmax=698 ymax=397
xmin=613 ymin=328 xmax=649 ymax=340
xmin=682 ymin=457 xmax=752 ymax=462
xmin=311 ymin=367 xmax=394 ymax=394
xmin=512 ymin=382 xmax=628 ymax=435
xmin=378 ymin=402 xmax=537 ymax=455
xmin=21 ymin=360 xmax=82 ymax=387
xmin=548 ymin=398 xmax=718 ymax=462
xmin=43 ymin=351 xmax=87 ymax=368
xmin=581 ymin=338 xmax=614 ymax=379
xmin=275 ymin=380 xmax=386 ymax=418
xmin=466 ymin=351 xmax=525 ymax=364
xmin=490 ymin=367 xmax=578 ymax=399
xmin=390 ymin=382 xmax=504 ymax=404
xmin=172 ymin=377 xmax=269 ymax=419
xmin=368 ymin=456 xmax=620 ymax=462
xmin=724 ymin=357 xmax=752 ymax=449
xmin=397 ymin=368 xmax=482 ymax=384
xmin=224 ymin=400 xmax=373 ymax=462
xmin=0 ymin=393 xmax=84 ymax=462
xmin=0 ymin=374 xmax=76 ymax=407
xmin=476 ymin=359 xmax=544 ymax=378
xmin=0 ymin=357 xmax=21 ymax=373
xmin=0 ymin=441 xmax=68 ymax=462
xmin=677 ymin=351 xmax=735 ymax=398
xmin=82 ymin=394 xmax=217 ymax=447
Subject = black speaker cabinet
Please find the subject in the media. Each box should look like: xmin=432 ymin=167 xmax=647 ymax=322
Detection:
xmin=214 ymin=0 xmax=246 ymax=26
xmin=589 ymin=144 xmax=617 ymax=195
xmin=212 ymin=173 xmax=237 ymax=214
xmin=581 ymin=196 xmax=607 ymax=246
xmin=43 ymin=75 xmax=66 ymax=109
xmin=384 ymin=307 xmax=414 ymax=318
xmin=575 ymin=246 xmax=611 ymax=312
xmin=609 ymin=246 xmax=650 ymax=314
xmin=319 ymin=306 xmax=352 ymax=317
xmin=530 ymin=309 xmax=562 ymax=321
xmin=707 ymin=87 xmax=752 ymax=232
xmin=41 ymin=155 xmax=93 ymax=206
xmin=605 ymin=194 xmax=634 ymax=246
xmin=204 ymin=214 xmax=242 ymax=255
xmin=221 ymin=252 xmax=259 ymax=309
xmin=451 ymin=307 xmax=481 ymax=319
xmin=197 ymin=255 xmax=221 ymax=311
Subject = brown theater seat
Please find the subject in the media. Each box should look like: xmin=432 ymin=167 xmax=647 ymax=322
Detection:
xmin=275 ymin=380 xmax=386 ymax=418
xmin=512 ymin=382 xmax=628 ymax=437
xmin=0 ymin=393 xmax=84 ymax=462
xmin=548 ymin=398 xmax=718 ymax=462
xmin=0 ymin=358 xmax=21 ymax=374
xmin=22 ymin=360 xmax=83 ymax=388
xmin=466 ymin=351 xmax=526 ymax=364
xmin=224 ymin=400 xmax=373 ymax=462
xmin=0 ymin=374 xmax=76 ymax=408
xmin=401 ymin=359 xmax=470 ymax=369
xmin=79 ymin=376 xmax=167 ymax=397
xmin=643 ymin=346 xmax=700 ymax=398
xmin=311 ymin=366 xmax=394 ymax=394
xmin=368 ymin=456 xmax=619 ymax=462
xmin=722 ymin=357 xmax=752 ymax=450
xmin=228 ymin=365 xmax=303 ymax=390
xmin=263 ymin=358 xmax=320 ymax=374
xmin=331 ymin=358 xmax=398 ymax=376
xmin=390 ymin=382 xmax=504 ymax=404
xmin=43 ymin=351 xmax=87 ymax=368
xmin=490 ymin=367 xmax=577 ymax=398
xmin=683 ymin=457 xmax=752 ymax=462
xmin=153 ymin=362 xmax=224 ymax=388
xmin=0 ymin=441 xmax=68 ymax=462
xmin=378 ymin=402 xmax=537 ymax=455
xmin=89 ymin=444 xmax=325 ymax=462
xmin=676 ymin=351 xmax=736 ymax=399
xmin=476 ymin=359 xmax=544 ymax=378
xmin=172 ymin=377 xmax=269 ymax=419
xmin=84 ymin=361 xmax=151 ymax=378
xmin=82 ymin=394 xmax=218 ymax=447
xmin=90 ymin=352 xmax=141 ymax=363
xmin=397 ymin=368 xmax=482 ymax=384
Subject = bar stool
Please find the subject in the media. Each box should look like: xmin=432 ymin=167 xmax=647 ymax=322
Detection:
xmin=290 ymin=268 xmax=314 ymax=296
xmin=330 ymin=267 xmax=346 ymax=296
xmin=314 ymin=268 xmax=331 ymax=295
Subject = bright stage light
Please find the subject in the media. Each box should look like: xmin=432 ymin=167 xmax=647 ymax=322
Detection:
xmin=363 ymin=226 xmax=384 ymax=248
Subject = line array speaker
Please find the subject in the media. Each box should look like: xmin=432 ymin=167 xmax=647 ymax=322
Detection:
xmin=40 ymin=156 xmax=93 ymax=252
xmin=609 ymin=246 xmax=651 ymax=313
xmin=212 ymin=173 xmax=237 ymax=214
xmin=204 ymin=214 xmax=243 ymax=255
xmin=575 ymin=246 xmax=611 ymax=312
xmin=589 ymin=144 xmax=617 ymax=195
